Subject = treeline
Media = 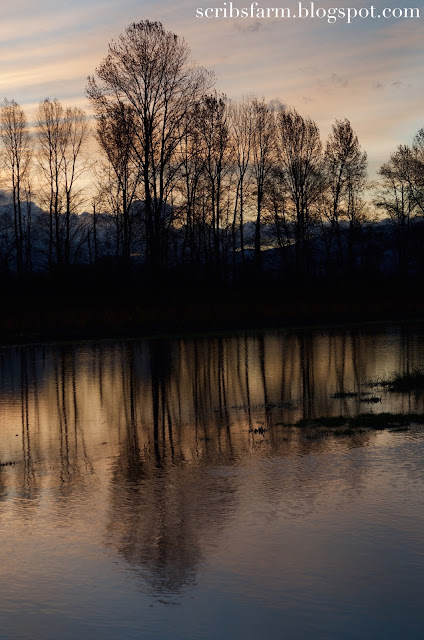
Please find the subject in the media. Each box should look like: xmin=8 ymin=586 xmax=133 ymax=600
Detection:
xmin=1 ymin=20 xmax=424 ymax=286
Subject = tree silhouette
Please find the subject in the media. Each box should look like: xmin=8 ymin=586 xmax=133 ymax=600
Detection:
xmin=251 ymin=98 xmax=275 ymax=272
xmin=87 ymin=20 xmax=213 ymax=272
xmin=323 ymin=119 xmax=367 ymax=271
xmin=36 ymin=98 xmax=88 ymax=268
xmin=0 ymin=99 xmax=32 ymax=276
xmin=376 ymin=146 xmax=417 ymax=277
xmin=276 ymin=107 xmax=323 ymax=277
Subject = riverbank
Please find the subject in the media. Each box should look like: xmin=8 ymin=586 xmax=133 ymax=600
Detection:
xmin=1 ymin=276 xmax=423 ymax=343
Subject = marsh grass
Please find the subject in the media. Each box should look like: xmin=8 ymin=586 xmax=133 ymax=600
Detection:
xmin=365 ymin=368 xmax=424 ymax=393
xmin=290 ymin=412 xmax=424 ymax=431
xmin=330 ymin=391 xmax=381 ymax=400
xmin=382 ymin=368 xmax=424 ymax=393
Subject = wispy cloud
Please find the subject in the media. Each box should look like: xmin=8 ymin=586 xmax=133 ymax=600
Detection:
xmin=233 ymin=20 xmax=265 ymax=33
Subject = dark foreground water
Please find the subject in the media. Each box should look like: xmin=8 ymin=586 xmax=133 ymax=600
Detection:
xmin=1 ymin=325 xmax=424 ymax=639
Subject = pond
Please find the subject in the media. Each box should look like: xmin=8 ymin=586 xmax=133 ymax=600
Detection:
xmin=0 ymin=325 xmax=424 ymax=639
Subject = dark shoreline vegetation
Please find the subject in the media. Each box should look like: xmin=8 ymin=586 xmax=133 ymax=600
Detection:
xmin=1 ymin=20 xmax=424 ymax=343
xmin=1 ymin=272 xmax=423 ymax=343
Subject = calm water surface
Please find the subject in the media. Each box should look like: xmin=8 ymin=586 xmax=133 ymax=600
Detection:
xmin=1 ymin=325 xmax=424 ymax=639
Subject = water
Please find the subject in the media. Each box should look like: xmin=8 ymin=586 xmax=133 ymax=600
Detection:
xmin=1 ymin=325 xmax=424 ymax=639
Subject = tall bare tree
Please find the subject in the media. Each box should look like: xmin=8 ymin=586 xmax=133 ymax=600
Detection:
xmin=230 ymin=98 xmax=254 ymax=268
xmin=399 ymin=130 xmax=424 ymax=216
xmin=36 ymin=98 xmax=88 ymax=268
xmin=176 ymin=111 xmax=205 ymax=265
xmin=195 ymin=93 xmax=233 ymax=268
xmin=251 ymin=98 xmax=275 ymax=271
xmin=61 ymin=106 xmax=88 ymax=266
xmin=95 ymin=102 xmax=142 ymax=262
xmin=376 ymin=146 xmax=417 ymax=276
xmin=276 ymin=107 xmax=323 ymax=276
xmin=0 ymin=99 xmax=32 ymax=276
xmin=323 ymin=119 xmax=367 ymax=270
xmin=87 ymin=20 xmax=213 ymax=271
xmin=36 ymin=98 xmax=63 ymax=268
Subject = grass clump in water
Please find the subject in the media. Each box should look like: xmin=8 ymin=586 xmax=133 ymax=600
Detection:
xmin=292 ymin=412 xmax=424 ymax=431
xmin=381 ymin=368 xmax=424 ymax=393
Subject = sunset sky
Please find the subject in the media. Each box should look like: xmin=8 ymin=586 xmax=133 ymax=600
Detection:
xmin=2 ymin=0 xmax=424 ymax=175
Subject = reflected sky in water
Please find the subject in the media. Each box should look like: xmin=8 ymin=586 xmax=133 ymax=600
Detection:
xmin=0 ymin=325 xmax=424 ymax=639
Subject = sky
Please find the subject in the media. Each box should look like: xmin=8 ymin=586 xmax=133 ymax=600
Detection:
xmin=2 ymin=0 xmax=424 ymax=175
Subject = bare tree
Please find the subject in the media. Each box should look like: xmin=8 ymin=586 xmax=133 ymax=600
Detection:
xmin=399 ymin=130 xmax=424 ymax=216
xmin=87 ymin=20 xmax=213 ymax=272
xmin=230 ymin=98 xmax=254 ymax=267
xmin=0 ymin=99 xmax=32 ymax=276
xmin=62 ymin=106 xmax=89 ymax=266
xmin=195 ymin=93 xmax=233 ymax=268
xmin=275 ymin=107 xmax=323 ymax=277
xmin=36 ymin=98 xmax=64 ymax=268
xmin=266 ymin=168 xmax=292 ymax=262
xmin=176 ymin=111 xmax=206 ymax=265
xmin=251 ymin=98 xmax=275 ymax=271
xmin=376 ymin=146 xmax=417 ymax=276
xmin=323 ymin=119 xmax=367 ymax=271
xmin=95 ymin=102 xmax=142 ymax=262
xmin=36 ymin=98 xmax=89 ymax=268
